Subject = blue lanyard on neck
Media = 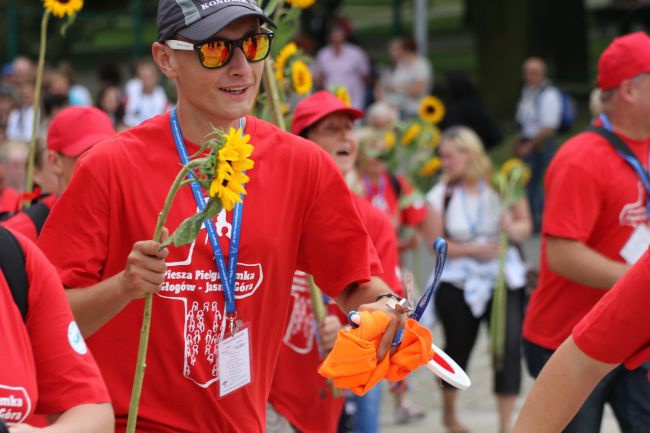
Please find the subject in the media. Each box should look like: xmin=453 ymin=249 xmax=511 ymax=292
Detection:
xmin=169 ymin=107 xmax=244 ymax=315
xmin=599 ymin=113 xmax=650 ymax=217
xmin=459 ymin=181 xmax=484 ymax=237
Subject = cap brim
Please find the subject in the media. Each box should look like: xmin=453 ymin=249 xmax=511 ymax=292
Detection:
xmin=57 ymin=133 xmax=112 ymax=158
xmin=178 ymin=5 xmax=276 ymax=42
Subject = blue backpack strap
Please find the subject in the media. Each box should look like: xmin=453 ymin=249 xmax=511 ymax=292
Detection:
xmin=0 ymin=226 xmax=28 ymax=321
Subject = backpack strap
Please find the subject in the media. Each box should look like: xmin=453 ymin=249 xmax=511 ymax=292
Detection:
xmin=387 ymin=171 xmax=403 ymax=198
xmin=442 ymin=182 xmax=454 ymax=237
xmin=0 ymin=226 xmax=28 ymax=321
xmin=23 ymin=200 xmax=51 ymax=237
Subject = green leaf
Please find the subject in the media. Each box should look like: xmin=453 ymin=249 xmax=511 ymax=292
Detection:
xmin=162 ymin=198 xmax=223 ymax=248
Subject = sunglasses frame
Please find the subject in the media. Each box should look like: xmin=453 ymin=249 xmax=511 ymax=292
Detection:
xmin=165 ymin=30 xmax=275 ymax=70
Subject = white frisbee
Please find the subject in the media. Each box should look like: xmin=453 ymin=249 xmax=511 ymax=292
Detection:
xmin=425 ymin=342 xmax=471 ymax=390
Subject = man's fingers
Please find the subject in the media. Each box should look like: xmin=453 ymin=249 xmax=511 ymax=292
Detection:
xmin=376 ymin=313 xmax=400 ymax=361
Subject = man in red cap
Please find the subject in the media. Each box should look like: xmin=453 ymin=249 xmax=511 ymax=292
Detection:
xmin=267 ymin=90 xmax=404 ymax=433
xmin=2 ymin=106 xmax=115 ymax=241
xmin=35 ymin=2 xmax=407 ymax=432
xmin=522 ymin=31 xmax=650 ymax=432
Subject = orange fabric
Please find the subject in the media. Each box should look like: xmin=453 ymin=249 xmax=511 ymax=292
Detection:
xmin=318 ymin=311 xmax=434 ymax=396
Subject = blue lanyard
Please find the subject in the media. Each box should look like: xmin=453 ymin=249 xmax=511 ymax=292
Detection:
xmin=169 ymin=107 xmax=244 ymax=315
xmin=458 ymin=182 xmax=483 ymax=237
xmin=599 ymin=113 xmax=650 ymax=217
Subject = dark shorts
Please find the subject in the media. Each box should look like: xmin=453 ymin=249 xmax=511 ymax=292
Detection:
xmin=523 ymin=339 xmax=650 ymax=433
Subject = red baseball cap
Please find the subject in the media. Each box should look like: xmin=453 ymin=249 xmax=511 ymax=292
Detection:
xmin=47 ymin=106 xmax=115 ymax=157
xmin=597 ymin=32 xmax=650 ymax=90
xmin=291 ymin=90 xmax=364 ymax=136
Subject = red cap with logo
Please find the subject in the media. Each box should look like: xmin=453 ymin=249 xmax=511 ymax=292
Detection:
xmin=291 ymin=90 xmax=364 ymax=136
xmin=47 ymin=106 xmax=115 ymax=157
xmin=597 ymin=32 xmax=650 ymax=90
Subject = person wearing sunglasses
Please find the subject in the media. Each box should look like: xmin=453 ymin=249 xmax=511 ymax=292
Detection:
xmin=37 ymin=1 xmax=408 ymax=433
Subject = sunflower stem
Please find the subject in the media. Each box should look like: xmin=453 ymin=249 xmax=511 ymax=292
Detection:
xmin=262 ymin=58 xmax=286 ymax=131
xmin=126 ymin=159 xmax=202 ymax=433
xmin=24 ymin=10 xmax=50 ymax=204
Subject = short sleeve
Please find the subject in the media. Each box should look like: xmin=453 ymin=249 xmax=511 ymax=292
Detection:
xmin=425 ymin=183 xmax=445 ymax=214
xmin=18 ymin=232 xmax=109 ymax=414
xmin=296 ymin=153 xmax=381 ymax=298
xmin=542 ymin=162 xmax=602 ymax=242
xmin=573 ymin=249 xmax=650 ymax=365
xmin=399 ymin=177 xmax=427 ymax=226
xmin=38 ymin=159 xmax=110 ymax=288
xmin=539 ymin=87 xmax=562 ymax=129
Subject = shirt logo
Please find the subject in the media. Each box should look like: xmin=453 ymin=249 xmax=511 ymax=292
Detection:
xmin=0 ymin=386 xmax=31 ymax=425
xmin=67 ymin=321 xmax=88 ymax=355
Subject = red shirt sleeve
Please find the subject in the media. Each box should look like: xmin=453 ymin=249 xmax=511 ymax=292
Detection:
xmin=16 ymin=231 xmax=110 ymax=414
xmin=38 ymin=159 xmax=110 ymax=288
xmin=542 ymin=162 xmax=603 ymax=242
xmin=296 ymin=152 xmax=382 ymax=298
xmin=573 ymin=249 xmax=650 ymax=366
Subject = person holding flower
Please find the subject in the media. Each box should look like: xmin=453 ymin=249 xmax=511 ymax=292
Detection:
xmin=268 ymin=90 xmax=403 ymax=433
xmin=37 ymin=2 xmax=407 ymax=433
xmin=422 ymin=126 xmax=531 ymax=433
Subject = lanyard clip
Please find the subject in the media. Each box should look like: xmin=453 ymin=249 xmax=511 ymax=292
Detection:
xmin=227 ymin=312 xmax=238 ymax=336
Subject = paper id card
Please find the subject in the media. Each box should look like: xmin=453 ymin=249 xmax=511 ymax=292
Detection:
xmin=218 ymin=327 xmax=252 ymax=397
xmin=620 ymin=223 xmax=650 ymax=265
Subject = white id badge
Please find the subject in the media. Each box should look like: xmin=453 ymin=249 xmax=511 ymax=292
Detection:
xmin=620 ymin=224 xmax=650 ymax=265
xmin=218 ymin=326 xmax=252 ymax=397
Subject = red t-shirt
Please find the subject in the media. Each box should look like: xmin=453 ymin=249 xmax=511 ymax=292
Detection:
xmin=0 ymin=229 xmax=109 ymax=426
xmin=524 ymin=128 xmax=650 ymax=349
xmin=0 ymin=187 xmax=19 ymax=213
xmin=38 ymin=113 xmax=381 ymax=433
xmin=2 ymin=195 xmax=58 ymax=242
xmin=362 ymin=172 xmax=427 ymax=229
xmin=268 ymin=196 xmax=402 ymax=433
xmin=573 ymin=249 xmax=650 ymax=378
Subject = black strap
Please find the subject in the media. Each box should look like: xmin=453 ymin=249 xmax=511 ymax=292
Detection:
xmin=587 ymin=125 xmax=646 ymax=168
xmin=442 ymin=182 xmax=454 ymax=237
xmin=387 ymin=171 xmax=402 ymax=198
xmin=23 ymin=200 xmax=51 ymax=236
xmin=0 ymin=226 xmax=28 ymax=321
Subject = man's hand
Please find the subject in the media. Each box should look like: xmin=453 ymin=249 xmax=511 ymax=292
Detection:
xmin=358 ymin=298 xmax=407 ymax=362
xmin=318 ymin=315 xmax=343 ymax=353
xmin=470 ymin=242 xmax=501 ymax=261
xmin=118 ymin=228 xmax=170 ymax=301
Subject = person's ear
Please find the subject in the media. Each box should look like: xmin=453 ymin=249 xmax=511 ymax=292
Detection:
xmin=152 ymin=42 xmax=179 ymax=81
xmin=47 ymin=150 xmax=62 ymax=176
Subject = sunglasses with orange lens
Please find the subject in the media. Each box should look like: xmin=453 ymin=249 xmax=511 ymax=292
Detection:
xmin=165 ymin=31 xmax=275 ymax=69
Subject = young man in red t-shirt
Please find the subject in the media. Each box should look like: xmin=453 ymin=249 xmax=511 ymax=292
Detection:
xmin=0 ymin=228 xmax=112 ymax=432
xmin=522 ymin=32 xmax=650 ymax=431
xmin=267 ymin=91 xmax=404 ymax=433
xmin=513 ymin=248 xmax=650 ymax=433
xmin=37 ymin=3 xmax=408 ymax=433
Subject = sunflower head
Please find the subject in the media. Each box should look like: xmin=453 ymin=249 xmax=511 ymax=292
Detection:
xmin=209 ymin=127 xmax=255 ymax=211
xmin=334 ymin=86 xmax=351 ymax=107
xmin=419 ymin=157 xmax=442 ymax=177
xmin=384 ymin=131 xmax=396 ymax=150
xmin=291 ymin=60 xmax=313 ymax=96
xmin=500 ymin=158 xmax=531 ymax=187
xmin=418 ymin=95 xmax=446 ymax=124
xmin=43 ymin=0 xmax=83 ymax=18
xmin=401 ymin=123 xmax=422 ymax=146
xmin=275 ymin=42 xmax=298 ymax=82
xmin=287 ymin=0 xmax=316 ymax=8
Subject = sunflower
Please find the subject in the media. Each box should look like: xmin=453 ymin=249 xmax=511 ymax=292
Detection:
xmin=335 ymin=87 xmax=351 ymax=107
xmin=291 ymin=60 xmax=313 ymax=96
xmin=287 ymin=0 xmax=316 ymax=8
xmin=418 ymin=95 xmax=446 ymax=124
xmin=419 ymin=157 xmax=442 ymax=177
xmin=275 ymin=42 xmax=298 ymax=82
xmin=384 ymin=131 xmax=396 ymax=150
xmin=43 ymin=0 xmax=83 ymax=18
xmin=209 ymin=127 xmax=255 ymax=211
xmin=500 ymin=158 xmax=531 ymax=186
xmin=401 ymin=123 xmax=422 ymax=146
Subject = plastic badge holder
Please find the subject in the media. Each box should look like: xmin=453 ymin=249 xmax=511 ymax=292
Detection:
xmin=426 ymin=342 xmax=472 ymax=390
